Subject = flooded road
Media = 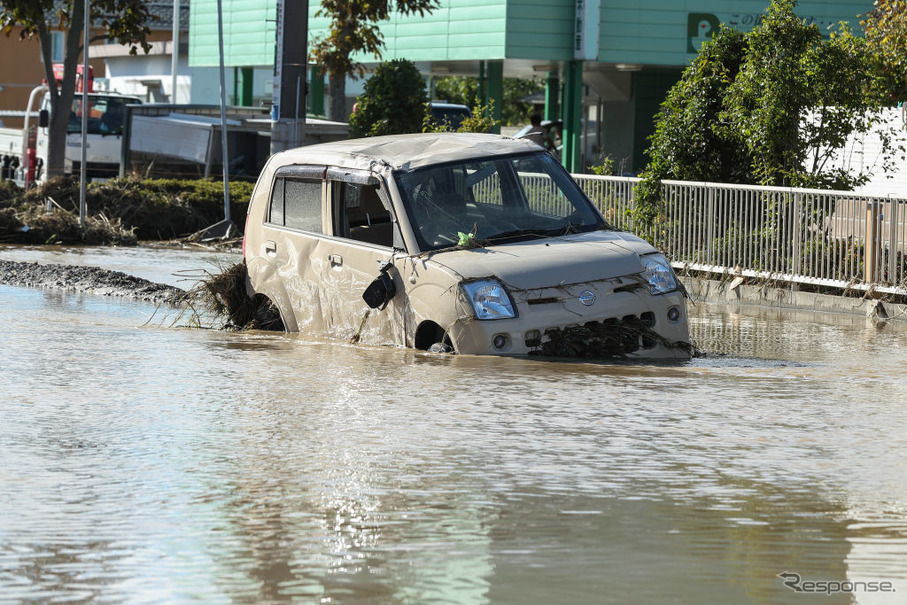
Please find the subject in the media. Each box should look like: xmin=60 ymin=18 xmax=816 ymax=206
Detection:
xmin=1 ymin=246 xmax=905 ymax=604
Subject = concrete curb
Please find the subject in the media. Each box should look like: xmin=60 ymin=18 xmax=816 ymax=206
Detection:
xmin=682 ymin=276 xmax=907 ymax=322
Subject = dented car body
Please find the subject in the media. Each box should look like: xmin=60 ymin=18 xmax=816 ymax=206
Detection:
xmin=243 ymin=133 xmax=692 ymax=359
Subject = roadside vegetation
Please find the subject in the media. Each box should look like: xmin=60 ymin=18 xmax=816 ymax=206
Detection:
xmin=349 ymin=59 xmax=500 ymax=136
xmin=0 ymin=177 xmax=254 ymax=245
xmin=348 ymin=59 xmax=429 ymax=137
xmin=310 ymin=0 xmax=439 ymax=122
xmin=606 ymin=0 xmax=907 ymax=291
xmin=638 ymin=0 xmax=895 ymax=208
xmin=432 ymin=76 xmax=545 ymax=127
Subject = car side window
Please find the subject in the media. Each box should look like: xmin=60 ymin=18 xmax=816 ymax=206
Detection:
xmin=336 ymin=182 xmax=394 ymax=247
xmin=268 ymin=176 xmax=322 ymax=233
xmin=269 ymin=179 xmax=285 ymax=225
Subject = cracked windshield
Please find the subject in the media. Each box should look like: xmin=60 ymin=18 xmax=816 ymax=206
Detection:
xmin=398 ymin=152 xmax=603 ymax=250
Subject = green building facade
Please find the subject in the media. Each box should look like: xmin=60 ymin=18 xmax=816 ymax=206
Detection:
xmin=189 ymin=0 xmax=872 ymax=172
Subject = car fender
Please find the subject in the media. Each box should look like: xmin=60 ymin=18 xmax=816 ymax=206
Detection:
xmin=245 ymin=255 xmax=298 ymax=332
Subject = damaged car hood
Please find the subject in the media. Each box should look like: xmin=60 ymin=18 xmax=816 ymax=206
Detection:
xmin=429 ymin=230 xmax=656 ymax=289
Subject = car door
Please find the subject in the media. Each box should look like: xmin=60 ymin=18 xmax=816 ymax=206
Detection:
xmin=259 ymin=165 xmax=332 ymax=333
xmin=319 ymin=170 xmax=405 ymax=346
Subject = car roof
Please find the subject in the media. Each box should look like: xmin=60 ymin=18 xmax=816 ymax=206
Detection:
xmin=269 ymin=133 xmax=542 ymax=172
xmin=430 ymin=102 xmax=470 ymax=111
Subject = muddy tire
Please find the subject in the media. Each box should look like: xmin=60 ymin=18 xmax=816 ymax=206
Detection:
xmin=250 ymin=297 xmax=284 ymax=331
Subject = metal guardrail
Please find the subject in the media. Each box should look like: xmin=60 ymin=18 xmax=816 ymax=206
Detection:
xmin=574 ymin=174 xmax=907 ymax=296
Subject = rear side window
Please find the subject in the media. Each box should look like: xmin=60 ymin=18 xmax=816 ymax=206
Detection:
xmin=268 ymin=177 xmax=322 ymax=233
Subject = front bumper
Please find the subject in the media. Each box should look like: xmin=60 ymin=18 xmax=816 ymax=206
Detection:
xmin=449 ymin=281 xmax=692 ymax=359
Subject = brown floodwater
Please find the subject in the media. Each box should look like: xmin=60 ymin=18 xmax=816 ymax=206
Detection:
xmin=1 ymin=245 xmax=905 ymax=604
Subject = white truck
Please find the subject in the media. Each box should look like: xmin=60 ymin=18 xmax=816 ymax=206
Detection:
xmin=0 ymin=84 xmax=141 ymax=187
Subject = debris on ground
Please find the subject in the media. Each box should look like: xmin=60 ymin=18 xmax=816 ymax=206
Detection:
xmin=527 ymin=319 xmax=699 ymax=359
xmin=0 ymin=259 xmax=185 ymax=305
xmin=0 ymin=176 xmax=253 ymax=244
xmin=188 ymin=261 xmax=284 ymax=331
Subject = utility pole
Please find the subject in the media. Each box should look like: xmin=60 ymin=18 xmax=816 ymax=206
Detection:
xmin=171 ymin=0 xmax=180 ymax=103
xmin=270 ymin=0 xmax=308 ymax=155
xmin=79 ymin=0 xmax=90 ymax=228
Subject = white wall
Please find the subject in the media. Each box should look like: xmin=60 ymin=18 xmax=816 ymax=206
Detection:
xmin=104 ymin=55 xmax=192 ymax=104
xmin=821 ymin=108 xmax=907 ymax=197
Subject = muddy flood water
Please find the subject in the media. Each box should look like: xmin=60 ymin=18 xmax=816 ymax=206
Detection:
xmin=1 ymin=245 xmax=905 ymax=604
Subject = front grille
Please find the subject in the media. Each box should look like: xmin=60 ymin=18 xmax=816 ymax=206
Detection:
xmin=525 ymin=312 xmax=660 ymax=357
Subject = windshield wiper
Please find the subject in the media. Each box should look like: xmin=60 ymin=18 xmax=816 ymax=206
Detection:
xmin=484 ymin=229 xmax=551 ymax=243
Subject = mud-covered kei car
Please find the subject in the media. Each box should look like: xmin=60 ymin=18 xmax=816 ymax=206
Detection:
xmin=243 ymin=133 xmax=693 ymax=359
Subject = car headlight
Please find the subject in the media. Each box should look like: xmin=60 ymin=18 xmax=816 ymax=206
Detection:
xmin=462 ymin=279 xmax=516 ymax=320
xmin=641 ymin=254 xmax=679 ymax=294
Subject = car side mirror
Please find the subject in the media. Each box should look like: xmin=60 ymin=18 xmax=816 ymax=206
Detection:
xmin=38 ymin=109 xmax=49 ymax=128
xmin=362 ymin=263 xmax=396 ymax=310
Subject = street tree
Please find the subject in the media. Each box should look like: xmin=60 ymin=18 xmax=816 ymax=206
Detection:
xmin=0 ymin=0 xmax=151 ymax=179
xmin=348 ymin=59 xmax=428 ymax=137
xmin=310 ymin=0 xmax=438 ymax=122
xmin=860 ymin=0 xmax=907 ymax=101
xmin=639 ymin=0 xmax=889 ymax=215
xmin=642 ymin=27 xmax=749 ymax=187
xmin=722 ymin=0 xmax=885 ymax=189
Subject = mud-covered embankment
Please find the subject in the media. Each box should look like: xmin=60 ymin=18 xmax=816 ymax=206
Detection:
xmin=0 ymin=259 xmax=185 ymax=305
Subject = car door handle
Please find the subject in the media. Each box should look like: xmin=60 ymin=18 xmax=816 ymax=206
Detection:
xmin=264 ymin=240 xmax=277 ymax=255
xmin=328 ymin=253 xmax=343 ymax=268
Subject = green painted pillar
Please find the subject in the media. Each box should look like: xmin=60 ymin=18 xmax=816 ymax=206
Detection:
xmin=309 ymin=66 xmax=325 ymax=116
xmin=484 ymin=60 xmax=503 ymax=134
xmin=562 ymin=60 xmax=583 ymax=172
xmin=478 ymin=61 xmax=486 ymax=106
xmin=240 ymin=67 xmax=254 ymax=107
xmin=544 ymin=71 xmax=559 ymax=122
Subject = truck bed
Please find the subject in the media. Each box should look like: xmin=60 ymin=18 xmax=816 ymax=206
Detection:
xmin=0 ymin=127 xmax=24 ymax=158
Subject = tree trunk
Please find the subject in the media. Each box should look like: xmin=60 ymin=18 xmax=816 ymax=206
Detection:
xmin=44 ymin=0 xmax=86 ymax=180
xmin=328 ymin=72 xmax=348 ymax=123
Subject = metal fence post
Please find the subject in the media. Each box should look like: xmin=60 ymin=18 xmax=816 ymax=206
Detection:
xmin=792 ymin=193 xmax=802 ymax=278
xmin=865 ymin=201 xmax=881 ymax=284
xmin=706 ymin=186 xmax=715 ymax=266
xmin=887 ymin=196 xmax=898 ymax=284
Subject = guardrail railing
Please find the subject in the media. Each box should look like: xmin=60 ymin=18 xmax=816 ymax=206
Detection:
xmin=573 ymin=174 xmax=907 ymax=296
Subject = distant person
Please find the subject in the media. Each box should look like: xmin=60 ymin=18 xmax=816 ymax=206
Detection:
xmin=520 ymin=113 xmax=555 ymax=150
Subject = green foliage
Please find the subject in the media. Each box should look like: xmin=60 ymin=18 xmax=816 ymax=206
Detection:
xmin=459 ymin=101 xmax=498 ymax=133
xmin=645 ymin=27 xmax=749 ymax=185
xmin=637 ymin=0 xmax=895 ymax=234
xmin=432 ymin=77 xmax=479 ymax=107
xmin=432 ymin=76 xmax=544 ymax=126
xmin=861 ymin=0 xmax=907 ymax=101
xmin=310 ymin=0 xmax=437 ymax=79
xmin=721 ymin=0 xmax=884 ymax=188
xmin=349 ymin=60 xmax=429 ymax=138
xmin=4 ymin=176 xmax=254 ymax=241
xmin=423 ymin=101 xmax=498 ymax=134
xmin=309 ymin=0 xmax=438 ymax=120
xmin=590 ymin=157 xmax=616 ymax=176
xmin=0 ymin=0 xmax=151 ymax=49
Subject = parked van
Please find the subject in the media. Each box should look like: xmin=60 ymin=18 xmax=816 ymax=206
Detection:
xmin=243 ymin=133 xmax=692 ymax=358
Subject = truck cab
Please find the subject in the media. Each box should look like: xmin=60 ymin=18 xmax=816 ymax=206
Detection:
xmin=38 ymin=91 xmax=142 ymax=181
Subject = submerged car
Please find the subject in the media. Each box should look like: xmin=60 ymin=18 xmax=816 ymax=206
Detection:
xmin=243 ymin=133 xmax=692 ymax=359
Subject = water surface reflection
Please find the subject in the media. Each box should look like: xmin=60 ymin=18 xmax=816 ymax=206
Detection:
xmin=1 ymin=248 xmax=905 ymax=603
